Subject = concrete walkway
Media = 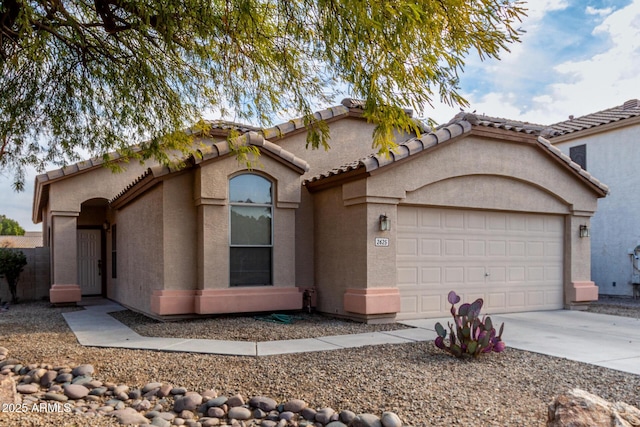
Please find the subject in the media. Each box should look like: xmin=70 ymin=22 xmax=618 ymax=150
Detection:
xmin=63 ymin=300 xmax=640 ymax=376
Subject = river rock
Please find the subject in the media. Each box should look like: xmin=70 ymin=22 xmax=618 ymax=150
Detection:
xmin=301 ymin=407 xmax=317 ymax=421
xmin=151 ymin=417 xmax=171 ymax=427
xmin=352 ymin=413 xmax=382 ymax=427
xmin=208 ymin=406 xmax=226 ymax=418
xmin=39 ymin=370 xmax=57 ymax=387
xmin=207 ymin=396 xmax=228 ymax=407
xmin=71 ymin=364 xmax=94 ymax=377
xmin=16 ymin=383 xmax=39 ymax=394
xmin=316 ymin=408 xmax=335 ymax=424
xmin=64 ymin=384 xmax=90 ymax=399
xmin=381 ymin=412 xmax=402 ymax=427
xmin=228 ymin=406 xmax=252 ymax=420
xmin=55 ymin=373 xmax=73 ymax=383
xmin=111 ymin=407 xmax=151 ymax=425
xmin=284 ymin=399 xmax=307 ymax=413
xmin=142 ymin=382 xmax=162 ymax=393
xmin=340 ymin=410 xmax=356 ymax=424
xmin=249 ymin=396 xmax=277 ymax=412
xmin=175 ymin=392 xmax=203 ymax=412
xmin=43 ymin=392 xmax=69 ymax=402
xmin=158 ymin=384 xmax=173 ymax=397
xmin=227 ymin=393 xmax=244 ymax=407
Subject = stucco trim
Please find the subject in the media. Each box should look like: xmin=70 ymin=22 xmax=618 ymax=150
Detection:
xmin=49 ymin=284 xmax=82 ymax=304
xmin=343 ymin=288 xmax=401 ymax=315
xmin=343 ymin=196 xmax=402 ymax=207
xmin=50 ymin=210 xmax=80 ymax=217
xmin=569 ymin=281 xmax=599 ymax=303
xmin=151 ymin=290 xmax=197 ymax=315
xmin=194 ymin=287 xmax=302 ymax=314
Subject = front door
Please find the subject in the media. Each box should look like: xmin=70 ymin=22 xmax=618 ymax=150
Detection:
xmin=77 ymin=229 xmax=102 ymax=295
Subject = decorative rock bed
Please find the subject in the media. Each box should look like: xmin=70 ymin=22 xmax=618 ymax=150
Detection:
xmin=0 ymin=347 xmax=403 ymax=426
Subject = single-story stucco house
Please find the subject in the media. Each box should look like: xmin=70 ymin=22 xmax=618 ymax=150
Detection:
xmin=32 ymin=100 xmax=608 ymax=322
xmin=548 ymin=99 xmax=640 ymax=297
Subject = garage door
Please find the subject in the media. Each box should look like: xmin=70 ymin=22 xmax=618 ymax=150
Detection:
xmin=396 ymin=207 xmax=564 ymax=319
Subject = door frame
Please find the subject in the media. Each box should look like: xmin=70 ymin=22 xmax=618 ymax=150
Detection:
xmin=77 ymin=226 xmax=106 ymax=296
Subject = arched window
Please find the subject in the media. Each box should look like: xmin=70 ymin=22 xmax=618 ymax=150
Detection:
xmin=229 ymin=174 xmax=273 ymax=286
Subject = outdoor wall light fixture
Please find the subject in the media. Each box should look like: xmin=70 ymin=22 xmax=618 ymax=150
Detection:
xmin=103 ymin=220 xmax=111 ymax=232
xmin=579 ymin=224 xmax=590 ymax=238
xmin=379 ymin=214 xmax=391 ymax=232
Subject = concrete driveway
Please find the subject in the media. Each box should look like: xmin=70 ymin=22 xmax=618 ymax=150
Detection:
xmin=400 ymin=310 xmax=640 ymax=376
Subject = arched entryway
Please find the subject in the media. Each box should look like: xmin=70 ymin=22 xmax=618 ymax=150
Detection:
xmin=77 ymin=198 xmax=110 ymax=296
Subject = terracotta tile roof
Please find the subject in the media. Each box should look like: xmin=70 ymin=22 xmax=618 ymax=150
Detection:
xmin=110 ymin=132 xmax=310 ymax=206
xmin=306 ymin=113 xmax=609 ymax=195
xmin=545 ymin=99 xmax=640 ymax=138
xmin=201 ymin=120 xmax=261 ymax=135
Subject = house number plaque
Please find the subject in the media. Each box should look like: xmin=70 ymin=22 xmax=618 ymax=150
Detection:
xmin=375 ymin=238 xmax=389 ymax=247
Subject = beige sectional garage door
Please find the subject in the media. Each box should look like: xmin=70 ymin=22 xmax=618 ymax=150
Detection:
xmin=396 ymin=207 xmax=564 ymax=319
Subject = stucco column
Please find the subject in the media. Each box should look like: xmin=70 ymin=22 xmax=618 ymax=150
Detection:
xmin=343 ymin=201 xmax=401 ymax=321
xmin=565 ymin=213 xmax=598 ymax=307
xmin=197 ymin=201 xmax=229 ymax=290
xmin=49 ymin=211 xmax=81 ymax=304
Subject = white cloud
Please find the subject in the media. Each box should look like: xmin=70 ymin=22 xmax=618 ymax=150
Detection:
xmin=431 ymin=0 xmax=640 ymax=125
xmin=586 ymin=6 xmax=613 ymax=17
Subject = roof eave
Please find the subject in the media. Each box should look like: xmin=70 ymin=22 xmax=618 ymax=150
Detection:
xmin=549 ymin=114 xmax=640 ymax=143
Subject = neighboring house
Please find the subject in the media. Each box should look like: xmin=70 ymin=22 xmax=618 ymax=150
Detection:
xmin=548 ymin=99 xmax=640 ymax=297
xmin=32 ymin=100 xmax=608 ymax=321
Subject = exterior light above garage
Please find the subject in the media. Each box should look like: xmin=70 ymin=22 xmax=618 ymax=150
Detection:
xmin=379 ymin=214 xmax=391 ymax=232
xmin=579 ymin=224 xmax=590 ymax=238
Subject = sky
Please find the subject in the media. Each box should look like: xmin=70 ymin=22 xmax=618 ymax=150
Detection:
xmin=2 ymin=0 xmax=639 ymax=231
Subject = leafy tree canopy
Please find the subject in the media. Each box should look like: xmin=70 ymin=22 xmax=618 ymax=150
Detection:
xmin=0 ymin=215 xmax=25 ymax=236
xmin=0 ymin=0 xmax=526 ymax=190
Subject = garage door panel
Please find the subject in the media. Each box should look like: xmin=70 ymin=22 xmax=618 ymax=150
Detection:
xmin=487 ymin=267 xmax=506 ymax=282
xmin=421 ymin=267 xmax=441 ymax=283
xmin=444 ymin=239 xmax=464 ymax=256
xmin=397 ymin=238 xmax=418 ymax=256
xmin=444 ymin=267 xmax=464 ymax=283
xmin=421 ymin=239 xmax=441 ymax=255
xmin=397 ymin=207 xmax=564 ymax=319
xmin=509 ymin=241 xmax=526 ymax=256
xmin=397 ymin=267 xmax=418 ymax=285
xmin=444 ymin=211 xmax=464 ymax=228
xmin=467 ymin=266 xmax=486 ymax=282
xmin=488 ymin=292 xmax=506 ymax=309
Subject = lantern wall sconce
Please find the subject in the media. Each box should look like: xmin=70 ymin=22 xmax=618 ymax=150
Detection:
xmin=379 ymin=214 xmax=391 ymax=232
xmin=579 ymin=224 xmax=590 ymax=238
xmin=103 ymin=220 xmax=111 ymax=232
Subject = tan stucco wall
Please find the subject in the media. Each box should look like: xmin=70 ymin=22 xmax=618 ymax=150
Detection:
xmin=366 ymin=136 xmax=599 ymax=214
xmin=313 ymin=185 xmax=368 ymax=316
xmin=312 ymin=133 xmax=603 ymax=317
xmin=276 ymin=118 xmax=380 ymax=178
xmin=47 ymin=163 xmax=148 ymax=214
xmin=277 ymin=117 xmax=412 ymax=290
xmin=162 ymin=172 xmax=198 ymax=290
xmin=195 ymin=155 xmax=301 ymax=291
xmin=111 ymin=185 xmax=164 ymax=313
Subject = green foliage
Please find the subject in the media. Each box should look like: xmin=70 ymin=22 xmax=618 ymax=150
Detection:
xmin=0 ymin=247 xmax=27 ymax=303
xmin=0 ymin=215 xmax=25 ymax=236
xmin=0 ymin=0 xmax=526 ymax=190
xmin=434 ymin=291 xmax=505 ymax=358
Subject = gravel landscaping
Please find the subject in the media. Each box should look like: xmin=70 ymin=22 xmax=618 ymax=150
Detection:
xmin=109 ymin=310 xmax=407 ymax=341
xmin=1 ymin=299 xmax=640 ymax=426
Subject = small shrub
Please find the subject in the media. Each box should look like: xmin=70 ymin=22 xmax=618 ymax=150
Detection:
xmin=434 ymin=290 xmax=505 ymax=358
xmin=0 ymin=248 xmax=27 ymax=304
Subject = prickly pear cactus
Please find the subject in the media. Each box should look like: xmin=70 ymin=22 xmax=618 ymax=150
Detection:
xmin=434 ymin=291 xmax=505 ymax=358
